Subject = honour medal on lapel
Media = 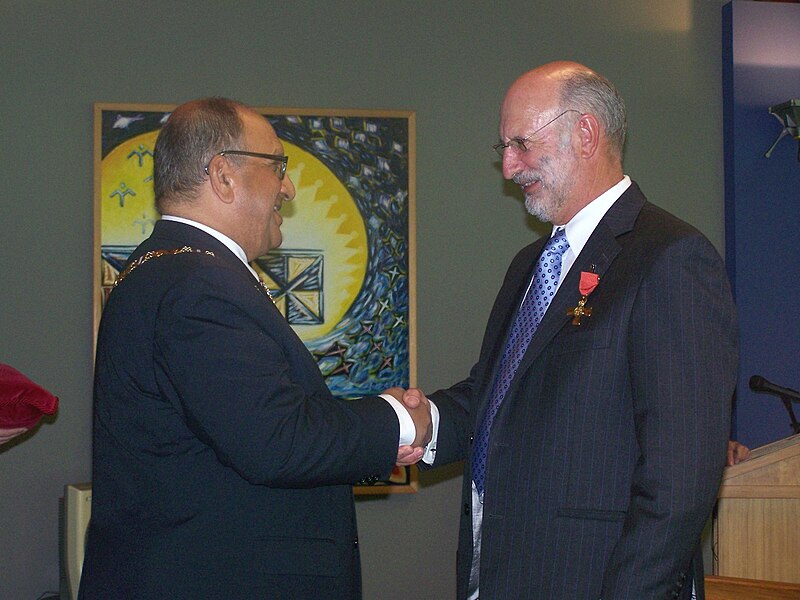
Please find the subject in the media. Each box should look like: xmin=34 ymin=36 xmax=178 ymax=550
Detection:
xmin=568 ymin=269 xmax=600 ymax=326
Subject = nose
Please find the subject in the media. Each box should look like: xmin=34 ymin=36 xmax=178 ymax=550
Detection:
xmin=281 ymin=173 xmax=296 ymax=201
xmin=501 ymin=148 xmax=523 ymax=180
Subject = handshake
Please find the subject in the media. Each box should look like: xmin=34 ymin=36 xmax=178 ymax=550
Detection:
xmin=383 ymin=387 xmax=433 ymax=466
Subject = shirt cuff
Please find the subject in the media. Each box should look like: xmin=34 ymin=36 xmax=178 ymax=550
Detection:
xmin=380 ymin=394 xmax=415 ymax=446
xmin=379 ymin=394 xmax=439 ymax=464
xmin=422 ymin=399 xmax=439 ymax=464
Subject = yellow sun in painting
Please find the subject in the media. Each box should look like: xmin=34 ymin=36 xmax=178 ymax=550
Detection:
xmin=255 ymin=142 xmax=368 ymax=342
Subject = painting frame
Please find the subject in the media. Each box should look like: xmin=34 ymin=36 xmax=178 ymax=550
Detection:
xmin=93 ymin=103 xmax=417 ymax=494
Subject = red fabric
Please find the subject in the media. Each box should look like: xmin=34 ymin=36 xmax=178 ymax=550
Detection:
xmin=0 ymin=363 xmax=59 ymax=428
xmin=579 ymin=271 xmax=600 ymax=297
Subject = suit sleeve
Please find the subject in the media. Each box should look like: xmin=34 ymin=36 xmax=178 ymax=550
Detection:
xmin=152 ymin=265 xmax=399 ymax=488
xmin=601 ymin=234 xmax=738 ymax=598
xmin=427 ymin=373 xmax=477 ymax=467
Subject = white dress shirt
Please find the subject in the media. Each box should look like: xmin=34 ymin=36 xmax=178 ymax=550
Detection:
xmin=457 ymin=176 xmax=632 ymax=599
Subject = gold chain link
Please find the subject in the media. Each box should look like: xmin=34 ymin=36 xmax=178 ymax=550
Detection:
xmin=113 ymin=246 xmax=216 ymax=288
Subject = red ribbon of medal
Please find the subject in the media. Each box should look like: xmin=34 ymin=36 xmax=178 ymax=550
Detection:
xmin=568 ymin=270 xmax=600 ymax=325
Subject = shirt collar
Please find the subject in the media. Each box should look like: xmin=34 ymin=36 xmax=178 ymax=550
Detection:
xmin=557 ymin=175 xmax=631 ymax=254
xmin=160 ymin=215 xmax=259 ymax=280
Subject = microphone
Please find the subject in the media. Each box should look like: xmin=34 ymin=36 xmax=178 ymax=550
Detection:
xmin=749 ymin=375 xmax=800 ymax=402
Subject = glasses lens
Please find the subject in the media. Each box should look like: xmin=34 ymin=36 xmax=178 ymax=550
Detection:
xmin=494 ymin=139 xmax=527 ymax=157
xmin=508 ymin=139 xmax=527 ymax=153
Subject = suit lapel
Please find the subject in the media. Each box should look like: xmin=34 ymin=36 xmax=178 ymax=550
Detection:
xmin=471 ymin=239 xmax=547 ymax=423
xmin=506 ymin=183 xmax=647 ymax=399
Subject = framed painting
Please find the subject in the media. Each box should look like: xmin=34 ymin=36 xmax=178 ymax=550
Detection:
xmin=93 ymin=103 xmax=417 ymax=493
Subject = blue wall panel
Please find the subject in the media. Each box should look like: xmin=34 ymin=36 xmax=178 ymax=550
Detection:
xmin=723 ymin=1 xmax=800 ymax=448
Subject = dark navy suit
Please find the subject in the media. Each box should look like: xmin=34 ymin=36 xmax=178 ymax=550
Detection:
xmin=80 ymin=220 xmax=398 ymax=600
xmin=430 ymin=183 xmax=738 ymax=600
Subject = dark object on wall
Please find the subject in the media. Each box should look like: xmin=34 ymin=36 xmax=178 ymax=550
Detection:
xmin=764 ymin=100 xmax=800 ymax=161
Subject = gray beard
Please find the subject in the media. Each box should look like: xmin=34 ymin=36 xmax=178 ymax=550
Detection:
xmin=524 ymin=188 xmax=567 ymax=223
xmin=514 ymin=150 xmax=575 ymax=223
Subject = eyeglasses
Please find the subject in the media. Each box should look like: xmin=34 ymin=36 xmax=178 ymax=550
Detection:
xmin=205 ymin=150 xmax=288 ymax=180
xmin=492 ymin=110 xmax=581 ymax=157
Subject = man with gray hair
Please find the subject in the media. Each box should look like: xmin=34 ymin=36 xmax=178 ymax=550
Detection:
xmin=406 ymin=61 xmax=737 ymax=599
xmin=80 ymin=97 xmax=431 ymax=600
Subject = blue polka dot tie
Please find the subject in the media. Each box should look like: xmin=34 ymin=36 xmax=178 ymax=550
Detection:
xmin=471 ymin=228 xmax=570 ymax=497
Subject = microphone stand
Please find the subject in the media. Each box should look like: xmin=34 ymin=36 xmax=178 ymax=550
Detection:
xmin=780 ymin=395 xmax=800 ymax=435
xmin=748 ymin=375 xmax=800 ymax=436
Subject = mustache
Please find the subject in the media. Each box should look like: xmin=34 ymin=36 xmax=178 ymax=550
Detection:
xmin=512 ymin=171 xmax=541 ymax=187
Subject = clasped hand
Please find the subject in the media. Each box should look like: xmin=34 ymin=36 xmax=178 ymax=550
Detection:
xmin=383 ymin=387 xmax=432 ymax=466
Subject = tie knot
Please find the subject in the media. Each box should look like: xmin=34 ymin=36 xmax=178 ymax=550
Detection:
xmin=544 ymin=228 xmax=569 ymax=257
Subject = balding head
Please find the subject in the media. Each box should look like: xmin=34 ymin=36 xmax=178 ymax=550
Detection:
xmin=152 ymin=97 xmax=296 ymax=260
xmin=503 ymin=62 xmax=627 ymax=161
xmin=499 ymin=62 xmax=627 ymax=224
xmin=153 ymin=97 xmax=251 ymax=213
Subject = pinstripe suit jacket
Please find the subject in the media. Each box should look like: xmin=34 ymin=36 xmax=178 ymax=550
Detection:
xmin=80 ymin=220 xmax=398 ymax=600
xmin=430 ymin=183 xmax=738 ymax=600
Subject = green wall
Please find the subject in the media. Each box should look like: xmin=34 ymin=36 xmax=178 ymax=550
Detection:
xmin=0 ymin=1 xmax=729 ymax=598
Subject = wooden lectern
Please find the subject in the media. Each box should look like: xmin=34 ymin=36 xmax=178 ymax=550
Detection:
xmin=705 ymin=575 xmax=800 ymax=600
xmin=714 ymin=433 xmax=800 ymax=584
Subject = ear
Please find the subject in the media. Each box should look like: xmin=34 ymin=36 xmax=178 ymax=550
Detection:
xmin=575 ymin=113 xmax=601 ymax=159
xmin=206 ymin=154 xmax=237 ymax=205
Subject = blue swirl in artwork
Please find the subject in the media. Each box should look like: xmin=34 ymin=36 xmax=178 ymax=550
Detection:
xmin=268 ymin=115 xmax=411 ymax=398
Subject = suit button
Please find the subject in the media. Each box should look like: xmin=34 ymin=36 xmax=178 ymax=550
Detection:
xmin=354 ymin=538 xmax=359 ymax=547
xmin=469 ymin=435 xmax=474 ymax=444
xmin=464 ymin=503 xmax=470 ymax=516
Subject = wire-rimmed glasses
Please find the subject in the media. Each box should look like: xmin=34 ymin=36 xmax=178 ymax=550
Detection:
xmin=492 ymin=109 xmax=581 ymax=157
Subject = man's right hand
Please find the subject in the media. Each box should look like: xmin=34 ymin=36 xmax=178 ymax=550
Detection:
xmin=402 ymin=388 xmax=432 ymax=448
